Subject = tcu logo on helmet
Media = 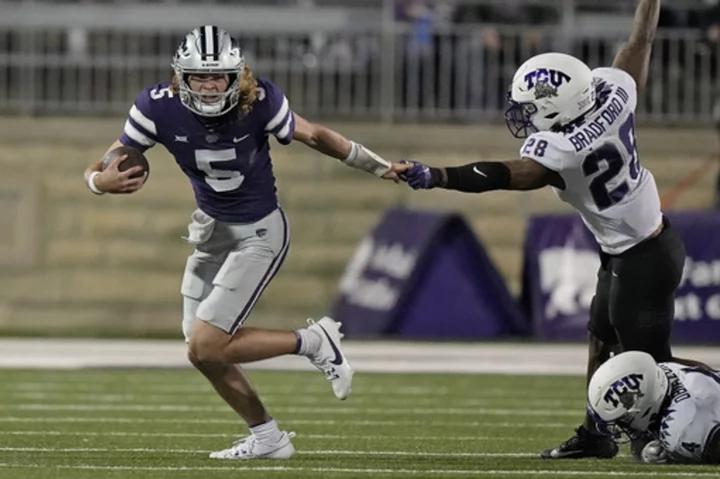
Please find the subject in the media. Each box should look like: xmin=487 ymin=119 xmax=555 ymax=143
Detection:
xmin=604 ymin=374 xmax=644 ymax=408
xmin=524 ymin=68 xmax=572 ymax=90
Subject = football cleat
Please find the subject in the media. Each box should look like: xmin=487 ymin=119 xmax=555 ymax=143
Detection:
xmin=541 ymin=426 xmax=619 ymax=459
xmin=306 ymin=316 xmax=354 ymax=400
xmin=209 ymin=431 xmax=296 ymax=460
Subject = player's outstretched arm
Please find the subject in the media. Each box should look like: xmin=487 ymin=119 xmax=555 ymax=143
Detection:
xmin=292 ymin=113 xmax=401 ymax=181
xmin=395 ymin=158 xmax=564 ymax=192
xmin=83 ymin=139 xmax=146 ymax=195
xmin=612 ymin=0 xmax=661 ymax=90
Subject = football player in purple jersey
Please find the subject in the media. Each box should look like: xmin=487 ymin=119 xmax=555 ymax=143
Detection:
xmin=83 ymin=25 xmax=401 ymax=460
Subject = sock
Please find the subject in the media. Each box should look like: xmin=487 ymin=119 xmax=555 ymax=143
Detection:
xmin=294 ymin=327 xmax=322 ymax=357
xmin=250 ymin=418 xmax=283 ymax=444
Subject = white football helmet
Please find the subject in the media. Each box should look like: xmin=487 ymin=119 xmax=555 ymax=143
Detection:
xmin=505 ymin=52 xmax=597 ymax=138
xmin=172 ymin=25 xmax=245 ymax=117
xmin=587 ymin=351 xmax=669 ymax=442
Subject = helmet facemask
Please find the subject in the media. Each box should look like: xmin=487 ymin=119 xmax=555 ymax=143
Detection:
xmin=505 ymin=93 xmax=539 ymax=139
xmin=174 ymin=71 xmax=241 ymax=117
xmin=171 ymin=26 xmax=246 ymax=118
xmin=505 ymin=83 xmax=594 ymax=139
xmin=587 ymin=398 xmax=661 ymax=445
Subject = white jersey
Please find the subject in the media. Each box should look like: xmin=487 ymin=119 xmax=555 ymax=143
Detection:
xmin=519 ymin=67 xmax=662 ymax=255
xmin=655 ymin=362 xmax=720 ymax=463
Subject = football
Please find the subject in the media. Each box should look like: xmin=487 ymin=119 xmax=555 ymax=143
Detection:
xmin=102 ymin=145 xmax=150 ymax=182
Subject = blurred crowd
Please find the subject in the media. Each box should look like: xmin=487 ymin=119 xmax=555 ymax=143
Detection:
xmin=396 ymin=0 xmax=720 ymax=209
xmin=391 ymin=1 xmax=720 ymax=118
xmin=5 ymin=0 xmax=720 ymax=207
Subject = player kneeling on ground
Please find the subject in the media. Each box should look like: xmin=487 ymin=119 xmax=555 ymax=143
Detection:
xmin=588 ymin=351 xmax=720 ymax=465
xmin=82 ymin=25 xmax=402 ymax=460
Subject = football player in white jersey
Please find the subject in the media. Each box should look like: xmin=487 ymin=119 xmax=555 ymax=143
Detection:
xmin=588 ymin=351 xmax=720 ymax=465
xmin=397 ymin=0 xmax=711 ymax=459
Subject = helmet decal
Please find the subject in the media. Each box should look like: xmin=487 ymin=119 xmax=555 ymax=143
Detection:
xmin=534 ymin=81 xmax=559 ymax=100
xmin=603 ymin=373 xmax=645 ymax=408
xmin=524 ymin=68 xmax=572 ymax=90
xmin=506 ymin=53 xmax=595 ymax=138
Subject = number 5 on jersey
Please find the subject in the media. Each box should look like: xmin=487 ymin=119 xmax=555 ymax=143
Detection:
xmin=195 ymin=149 xmax=245 ymax=192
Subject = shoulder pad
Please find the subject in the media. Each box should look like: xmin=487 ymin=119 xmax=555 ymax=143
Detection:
xmin=133 ymin=83 xmax=175 ymax=122
xmin=592 ymin=68 xmax=637 ymax=111
xmin=119 ymin=83 xmax=172 ymax=152
xmin=255 ymin=77 xmax=294 ymax=145
xmin=519 ymin=131 xmax=575 ymax=172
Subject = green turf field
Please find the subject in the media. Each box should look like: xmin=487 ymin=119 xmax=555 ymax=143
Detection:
xmin=0 ymin=369 xmax=716 ymax=478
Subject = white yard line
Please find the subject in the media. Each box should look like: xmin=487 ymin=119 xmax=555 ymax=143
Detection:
xmin=0 ymin=416 xmax=574 ymax=428
xmin=1 ymin=391 xmax=581 ymax=408
xmin=0 ymin=430 xmax=537 ymax=441
xmin=9 ymin=403 xmax=581 ymax=416
xmin=0 ymin=447 xmax=537 ymax=457
xmin=1 ymin=338 xmax=719 ymax=374
xmin=4 ymin=383 xmax=464 ymax=395
xmin=0 ymin=463 xmax=712 ymax=477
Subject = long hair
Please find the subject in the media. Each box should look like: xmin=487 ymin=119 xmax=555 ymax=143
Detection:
xmin=171 ymin=66 xmax=258 ymax=116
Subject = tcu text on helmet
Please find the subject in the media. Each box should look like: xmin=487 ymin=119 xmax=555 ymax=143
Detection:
xmin=604 ymin=374 xmax=644 ymax=408
xmin=524 ymin=69 xmax=572 ymax=90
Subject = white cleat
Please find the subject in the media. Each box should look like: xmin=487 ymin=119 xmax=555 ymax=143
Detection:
xmin=209 ymin=431 xmax=296 ymax=460
xmin=306 ymin=316 xmax=355 ymax=400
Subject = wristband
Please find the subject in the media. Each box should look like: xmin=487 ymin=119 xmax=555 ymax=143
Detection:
xmin=87 ymin=171 xmax=105 ymax=195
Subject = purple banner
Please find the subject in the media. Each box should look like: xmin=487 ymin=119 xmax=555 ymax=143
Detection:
xmin=522 ymin=212 xmax=720 ymax=342
xmin=331 ymin=208 xmax=528 ymax=339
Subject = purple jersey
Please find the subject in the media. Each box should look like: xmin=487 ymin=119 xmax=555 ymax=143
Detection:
xmin=119 ymin=77 xmax=295 ymax=223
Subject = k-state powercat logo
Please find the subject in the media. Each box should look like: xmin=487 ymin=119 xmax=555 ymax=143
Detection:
xmin=337 ymin=237 xmax=417 ymax=312
xmin=539 ymin=247 xmax=600 ymax=320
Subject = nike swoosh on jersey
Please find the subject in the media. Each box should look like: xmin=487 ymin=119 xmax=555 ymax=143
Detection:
xmin=473 ymin=166 xmax=488 ymax=177
xmin=233 ymin=134 xmax=250 ymax=143
xmin=318 ymin=325 xmax=344 ymax=366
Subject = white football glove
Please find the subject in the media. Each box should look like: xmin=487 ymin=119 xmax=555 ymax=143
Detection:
xmin=641 ymin=440 xmax=669 ymax=464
